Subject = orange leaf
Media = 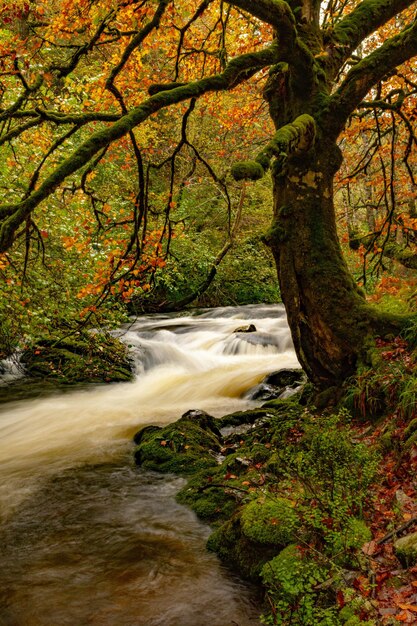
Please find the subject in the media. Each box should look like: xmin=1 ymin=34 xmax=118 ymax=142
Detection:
xmin=396 ymin=611 xmax=410 ymax=622
xmin=397 ymin=604 xmax=417 ymax=614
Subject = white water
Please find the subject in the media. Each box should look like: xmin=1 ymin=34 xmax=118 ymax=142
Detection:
xmin=0 ymin=304 xmax=297 ymax=516
xmin=0 ymin=304 xmax=298 ymax=625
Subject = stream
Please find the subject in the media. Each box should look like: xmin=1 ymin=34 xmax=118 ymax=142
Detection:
xmin=0 ymin=304 xmax=298 ymax=626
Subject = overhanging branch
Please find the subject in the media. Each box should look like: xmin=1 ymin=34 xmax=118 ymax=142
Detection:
xmin=0 ymin=43 xmax=278 ymax=252
xmin=330 ymin=0 xmax=416 ymax=69
xmin=231 ymin=114 xmax=316 ymax=181
xmin=226 ymin=0 xmax=296 ymax=32
xmin=326 ymin=18 xmax=417 ymax=138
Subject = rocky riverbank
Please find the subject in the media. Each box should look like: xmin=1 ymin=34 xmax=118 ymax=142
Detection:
xmin=133 ymin=367 xmax=417 ymax=625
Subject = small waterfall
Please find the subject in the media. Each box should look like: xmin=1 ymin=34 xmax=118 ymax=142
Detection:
xmin=0 ymin=353 xmax=24 ymax=385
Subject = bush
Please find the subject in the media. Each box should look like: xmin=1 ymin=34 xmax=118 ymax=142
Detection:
xmin=261 ymin=545 xmax=337 ymax=625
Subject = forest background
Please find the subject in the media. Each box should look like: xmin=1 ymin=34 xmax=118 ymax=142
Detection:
xmin=0 ymin=0 xmax=415 ymax=371
xmin=2 ymin=2 xmax=417 ymax=623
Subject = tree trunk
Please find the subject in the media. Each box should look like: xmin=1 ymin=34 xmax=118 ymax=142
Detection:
xmin=265 ymin=140 xmax=373 ymax=387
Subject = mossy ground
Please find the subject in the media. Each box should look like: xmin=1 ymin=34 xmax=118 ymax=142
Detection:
xmin=134 ymin=400 xmax=380 ymax=623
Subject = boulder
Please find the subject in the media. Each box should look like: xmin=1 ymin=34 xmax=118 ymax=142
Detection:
xmin=263 ymin=368 xmax=305 ymax=388
xmin=233 ymin=324 xmax=257 ymax=333
xmin=245 ymin=368 xmax=305 ymax=402
xmin=394 ymin=531 xmax=417 ymax=567
xmin=247 ymin=383 xmax=281 ymax=402
xmin=134 ymin=409 xmax=221 ymax=474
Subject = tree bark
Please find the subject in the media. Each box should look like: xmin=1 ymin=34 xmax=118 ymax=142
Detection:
xmin=265 ymin=139 xmax=375 ymax=387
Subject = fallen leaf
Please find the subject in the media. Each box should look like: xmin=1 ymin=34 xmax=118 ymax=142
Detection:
xmin=395 ymin=611 xmax=409 ymax=622
xmin=397 ymin=604 xmax=417 ymax=613
xmin=362 ymin=540 xmax=378 ymax=556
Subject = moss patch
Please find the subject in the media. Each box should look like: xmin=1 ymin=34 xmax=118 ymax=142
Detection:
xmin=134 ymin=410 xmax=221 ymax=474
xmin=241 ymin=496 xmax=299 ymax=545
xmin=394 ymin=532 xmax=417 ymax=567
xmin=21 ymin=332 xmax=133 ymax=384
xmin=207 ymin=516 xmax=279 ymax=580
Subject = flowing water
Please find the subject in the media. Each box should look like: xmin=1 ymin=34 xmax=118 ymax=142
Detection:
xmin=0 ymin=304 xmax=298 ymax=626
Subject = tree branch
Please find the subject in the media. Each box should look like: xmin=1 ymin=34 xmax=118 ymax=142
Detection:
xmin=231 ymin=114 xmax=316 ymax=180
xmin=330 ymin=0 xmax=416 ymax=68
xmin=0 ymin=43 xmax=278 ymax=252
xmin=382 ymin=244 xmax=417 ymax=270
xmin=226 ymin=0 xmax=296 ymax=33
xmin=326 ymin=18 xmax=417 ymax=138
xmin=105 ymin=0 xmax=169 ymax=91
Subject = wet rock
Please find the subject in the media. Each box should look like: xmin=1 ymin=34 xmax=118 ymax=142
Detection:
xmin=245 ymin=368 xmax=305 ymax=402
xmin=133 ymin=425 xmax=161 ymax=445
xmin=248 ymin=383 xmax=281 ymax=402
xmin=394 ymin=531 xmax=417 ymax=567
xmin=181 ymin=409 xmax=221 ymax=437
xmin=233 ymin=324 xmax=257 ymax=333
xmin=263 ymin=368 xmax=305 ymax=388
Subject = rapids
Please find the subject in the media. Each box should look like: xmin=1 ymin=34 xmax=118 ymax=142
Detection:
xmin=0 ymin=304 xmax=298 ymax=626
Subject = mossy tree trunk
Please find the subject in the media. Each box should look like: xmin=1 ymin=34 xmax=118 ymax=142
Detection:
xmin=230 ymin=2 xmax=417 ymax=387
xmin=260 ymin=47 xmax=374 ymax=385
xmin=267 ymin=141 xmax=372 ymax=386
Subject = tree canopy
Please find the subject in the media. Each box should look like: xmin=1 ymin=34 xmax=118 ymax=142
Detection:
xmin=0 ymin=0 xmax=417 ymax=384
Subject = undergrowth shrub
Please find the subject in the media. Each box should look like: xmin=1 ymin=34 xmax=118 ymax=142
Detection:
xmin=261 ymin=545 xmax=337 ymax=625
xmin=260 ymin=411 xmax=379 ymax=624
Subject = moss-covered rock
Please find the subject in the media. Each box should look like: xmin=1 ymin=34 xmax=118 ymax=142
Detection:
xmin=177 ymin=470 xmax=239 ymax=523
xmin=218 ymin=407 xmax=278 ymax=429
xmin=22 ymin=332 xmax=133 ymax=384
xmin=394 ymin=531 xmax=417 ymax=567
xmin=241 ymin=496 xmax=299 ymax=545
xmin=134 ymin=410 xmax=221 ymax=474
xmin=207 ymin=516 xmax=279 ymax=580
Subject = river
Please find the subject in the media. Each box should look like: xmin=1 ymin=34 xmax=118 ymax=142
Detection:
xmin=0 ymin=304 xmax=298 ymax=626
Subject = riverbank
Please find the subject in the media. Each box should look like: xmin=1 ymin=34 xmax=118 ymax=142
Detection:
xmin=4 ymin=305 xmax=417 ymax=624
xmin=134 ymin=354 xmax=417 ymax=625
xmin=0 ymin=330 xmax=133 ymax=404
